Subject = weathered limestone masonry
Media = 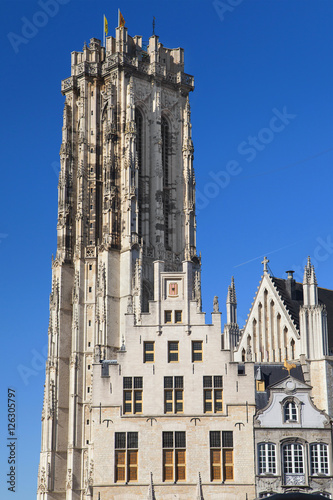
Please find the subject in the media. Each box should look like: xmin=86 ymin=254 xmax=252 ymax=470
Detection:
xmin=37 ymin=24 xmax=256 ymax=500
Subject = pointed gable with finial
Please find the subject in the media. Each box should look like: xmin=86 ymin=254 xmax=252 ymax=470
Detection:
xmin=234 ymin=257 xmax=301 ymax=363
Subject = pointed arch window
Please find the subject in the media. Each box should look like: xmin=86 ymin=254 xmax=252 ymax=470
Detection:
xmin=161 ymin=117 xmax=170 ymax=248
xmin=135 ymin=108 xmax=143 ymax=238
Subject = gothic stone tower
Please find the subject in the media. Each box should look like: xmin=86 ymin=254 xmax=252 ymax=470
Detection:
xmin=37 ymin=24 xmax=200 ymax=499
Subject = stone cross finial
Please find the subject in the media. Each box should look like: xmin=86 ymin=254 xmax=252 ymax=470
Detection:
xmin=262 ymin=256 xmax=269 ymax=273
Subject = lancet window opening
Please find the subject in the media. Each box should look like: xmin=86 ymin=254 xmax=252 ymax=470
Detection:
xmin=135 ymin=108 xmax=143 ymax=239
xmin=161 ymin=116 xmax=170 ymax=248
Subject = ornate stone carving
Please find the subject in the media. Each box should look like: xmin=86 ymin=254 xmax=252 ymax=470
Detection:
xmin=66 ymin=468 xmax=73 ymax=489
xmin=38 ymin=467 xmax=47 ymax=493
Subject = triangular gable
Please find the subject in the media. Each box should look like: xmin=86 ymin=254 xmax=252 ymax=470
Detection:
xmin=268 ymin=375 xmax=311 ymax=392
xmin=235 ymin=272 xmax=301 ymax=362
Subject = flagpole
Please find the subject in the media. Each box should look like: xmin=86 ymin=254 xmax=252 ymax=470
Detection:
xmin=103 ymin=16 xmax=105 ymax=47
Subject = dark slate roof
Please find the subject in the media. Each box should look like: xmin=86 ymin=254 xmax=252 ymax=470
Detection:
xmin=254 ymin=363 xmax=304 ymax=410
xmin=271 ymin=277 xmax=333 ymax=351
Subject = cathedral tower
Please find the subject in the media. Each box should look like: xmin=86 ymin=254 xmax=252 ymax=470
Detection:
xmin=37 ymin=24 xmax=199 ymax=499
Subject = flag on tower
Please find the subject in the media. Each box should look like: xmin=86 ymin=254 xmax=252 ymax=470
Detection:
xmin=104 ymin=15 xmax=108 ymax=35
xmin=118 ymin=9 xmax=125 ymax=27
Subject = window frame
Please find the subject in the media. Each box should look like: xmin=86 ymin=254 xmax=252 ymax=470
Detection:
xmin=192 ymin=341 xmax=203 ymax=362
xmin=258 ymin=442 xmax=277 ymax=475
xmin=310 ymin=442 xmax=329 ymax=476
xmin=209 ymin=431 xmax=234 ymax=482
xmin=203 ymin=376 xmax=223 ymax=414
xmin=164 ymin=310 xmax=172 ymax=324
xmin=162 ymin=431 xmax=186 ymax=482
xmin=114 ymin=432 xmax=138 ymax=483
xmin=168 ymin=341 xmax=179 ymax=363
xmin=164 ymin=376 xmax=183 ymax=414
xmin=123 ymin=377 xmax=143 ymax=415
xmin=282 ymin=397 xmax=301 ymax=424
xmin=143 ymin=341 xmax=155 ymax=363
xmin=282 ymin=442 xmax=305 ymax=486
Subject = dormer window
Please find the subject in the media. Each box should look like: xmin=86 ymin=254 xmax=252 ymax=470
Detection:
xmin=284 ymin=401 xmax=297 ymax=422
xmin=281 ymin=397 xmax=301 ymax=424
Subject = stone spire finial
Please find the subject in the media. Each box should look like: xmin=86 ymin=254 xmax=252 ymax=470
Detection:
xmin=227 ymin=276 xmax=237 ymax=304
xmin=303 ymin=256 xmax=317 ymax=285
xmin=303 ymin=256 xmax=318 ymax=306
xmin=261 ymin=256 xmax=269 ymax=273
xmin=226 ymin=277 xmax=237 ymax=325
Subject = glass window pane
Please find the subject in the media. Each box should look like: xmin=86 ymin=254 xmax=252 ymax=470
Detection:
xmin=123 ymin=377 xmax=132 ymax=389
xmin=222 ymin=431 xmax=233 ymax=448
xmin=203 ymin=376 xmax=212 ymax=388
xmin=164 ymin=376 xmax=173 ymax=388
xmin=210 ymin=431 xmax=221 ymax=448
xmin=174 ymin=376 xmax=183 ymax=388
xmin=175 ymin=431 xmax=186 ymax=448
xmin=163 ymin=432 xmax=173 ymax=448
xmin=134 ymin=377 xmax=143 ymax=389
xmin=127 ymin=432 xmax=138 ymax=449
xmin=115 ymin=432 xmax=126 ymax=449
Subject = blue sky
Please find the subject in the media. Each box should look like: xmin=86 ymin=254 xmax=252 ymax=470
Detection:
xmin=1 ymin=0 xmax=332 ymax=498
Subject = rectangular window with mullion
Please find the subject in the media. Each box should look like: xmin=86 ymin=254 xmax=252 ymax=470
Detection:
xmin=204 ymin=376 xmax=223 ymax=413
xmin=144 ymin=342 xmax=155 ymax=363
xmin=115 ymin=432 xmax=138 ymax=483
xmin=192 ymin=341 xmax=203 ymax=362
xmin=210 ymin=431 xmax=233 ymax=482
xmin=164 ymin=377 xmax=183 ymax=413
xmin=310 ymin=443 xmax=329 ymax=475
xmin=163 ymin=431 xmax=186 ymax=482
xmin=123 ymin=377 xmax=143 ymax=414
xmin=258 ymin=443 xmax=276 ymax=474
xmin=168 ymin=341 xmax=179 ymax=362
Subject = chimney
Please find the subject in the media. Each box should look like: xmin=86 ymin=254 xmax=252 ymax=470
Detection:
xmin=285 ymin=270 xmax=296 ymax=300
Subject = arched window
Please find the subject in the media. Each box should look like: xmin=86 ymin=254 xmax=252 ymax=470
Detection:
xmin=282 ymin=442 xmax=305 ymax=485
xmin=241 ymin=348 xmax=246 ymax=362
xmin=161 ymin=117 xmax=170 ymax=248
xmin=135 ymin=108 xmax=143 ymax=238
xmin=284 ymin=401 xmax=297 ymax=422
xmin=290 ymin=339 xmax=295 ymax=359
xmin=258 ymin=443 xmax=276 ymax=474
xmin=310 ymin=443 xmax=329 ymax=475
